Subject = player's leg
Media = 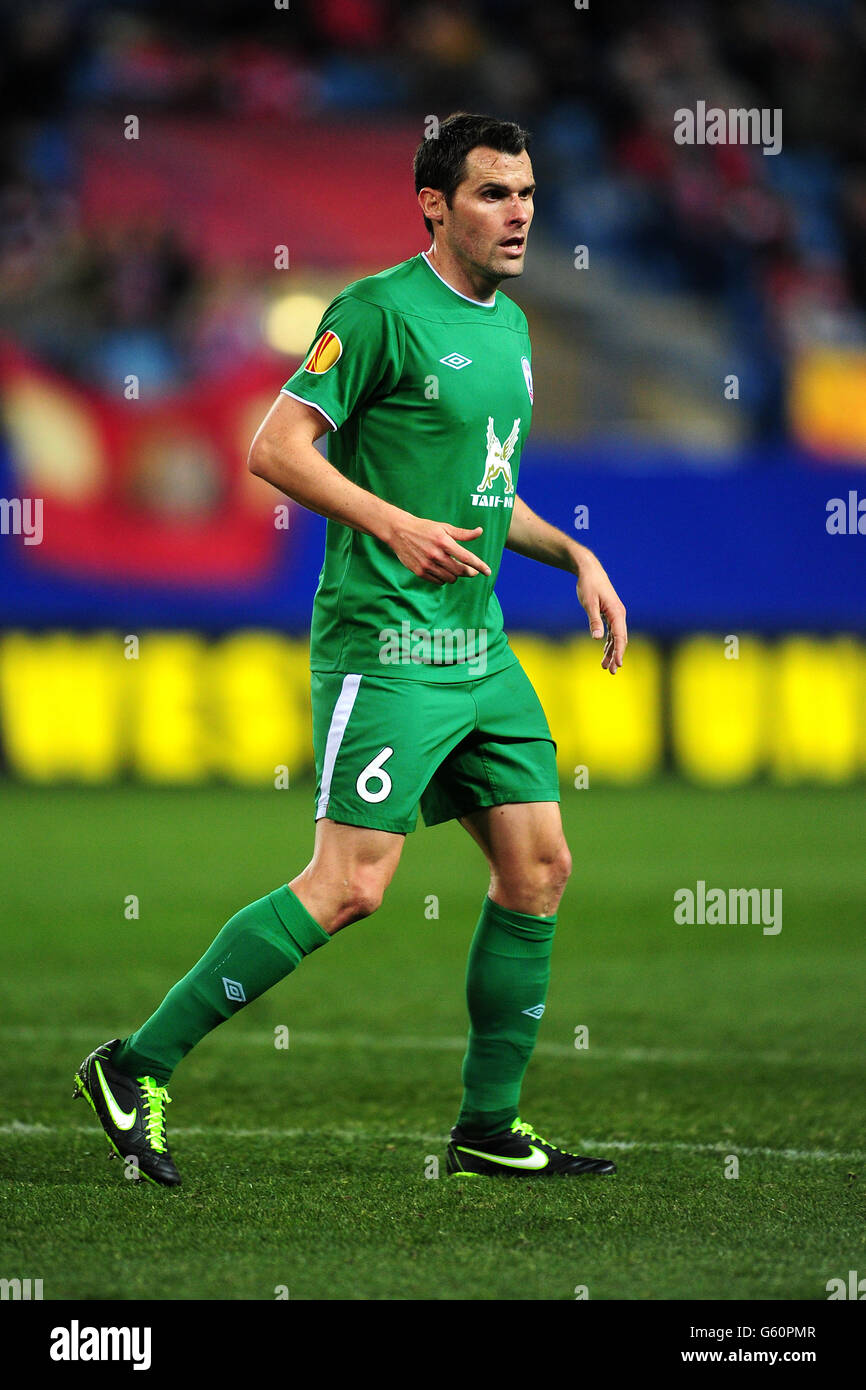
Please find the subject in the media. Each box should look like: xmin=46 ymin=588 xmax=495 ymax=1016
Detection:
xmin=290 ymin=816 xmax=405 ymax=933
xmin=73 ymin=818 xmax=404 ymax=1186
xmin=113 ymin=816 xmax=405 ymax=1082
xmin=449 ymin=799 xmax=613 ymax=1176
xmin=419 ymin=659 xmax=615 ymax=1175
xmin=461 ymin=798 xmax=571 ymax=916
xmin=455 ymin=799 xmax=569 ymax=1137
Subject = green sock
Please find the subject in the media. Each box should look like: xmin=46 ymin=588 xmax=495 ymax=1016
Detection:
xmin=457 ymin=895 xmax=557 ymax=1138
xmin=113 ymin=886 xmax=329 ymax=1084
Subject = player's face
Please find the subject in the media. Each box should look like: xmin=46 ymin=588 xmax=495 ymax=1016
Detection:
xmin=442 ymin=147 xmax=535 ymax=284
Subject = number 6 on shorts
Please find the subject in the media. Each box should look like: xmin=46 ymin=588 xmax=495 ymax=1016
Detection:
xmin=356 ymin=746 xmax=395 ymax=803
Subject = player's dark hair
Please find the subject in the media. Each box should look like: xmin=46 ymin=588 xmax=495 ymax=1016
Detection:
xmin=413 ymin=112 xmax=531 ymax=238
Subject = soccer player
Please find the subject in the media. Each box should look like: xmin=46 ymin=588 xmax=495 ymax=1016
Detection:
xmin=74 ymin=112 xmax=627 ymax=1186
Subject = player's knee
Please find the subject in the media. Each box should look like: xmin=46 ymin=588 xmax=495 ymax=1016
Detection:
xmin=337 ymin=868 xmax=388 ymax=926
xmin=551 ymin=839 xmax=572 ymax=893
xmin=523 ymin=838 xmax=571 ymax=891
xmin=530 ymin=839 xmax=571 ymax=908
xmin=492 ymin=837 xmax=571 ymax=915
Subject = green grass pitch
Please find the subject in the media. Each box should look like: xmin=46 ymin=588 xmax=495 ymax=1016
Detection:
xmin=1 ymin=782 xmax=864 ymax=1301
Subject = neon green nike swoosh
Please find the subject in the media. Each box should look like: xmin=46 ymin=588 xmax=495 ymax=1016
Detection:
xmin=94 ymin=1059 xmax=137 ymax=1131
xmin=457 ymin=1144 xmax=549 ymax=1171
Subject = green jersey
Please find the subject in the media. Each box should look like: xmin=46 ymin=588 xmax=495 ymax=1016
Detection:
xmin=281 ymin=250 xmax=534 ymax=680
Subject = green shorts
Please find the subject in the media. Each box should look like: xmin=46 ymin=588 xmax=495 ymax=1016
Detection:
xmin=310 ymin=658 xmax=560 ymax=833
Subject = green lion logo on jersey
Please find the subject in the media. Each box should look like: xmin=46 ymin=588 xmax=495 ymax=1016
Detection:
xmin=472 ymin=417 xmax=519 ymax=508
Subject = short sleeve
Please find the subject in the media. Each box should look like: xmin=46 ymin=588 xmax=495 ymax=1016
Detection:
xmin=281 ymin=291 xmax=404 ymax=431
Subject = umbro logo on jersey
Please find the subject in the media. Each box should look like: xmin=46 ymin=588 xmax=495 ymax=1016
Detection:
xmin=222 ymin=977 xmax=246 ymax=1003
xmin=522 ymin=1003 xmax=546 ymax=1019
xmin=439 ymin=352 xmax=472 ymax=370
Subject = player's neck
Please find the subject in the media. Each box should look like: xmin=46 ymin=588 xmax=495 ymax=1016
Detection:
xmin=424 ymin=244 xmax=497 ymax=306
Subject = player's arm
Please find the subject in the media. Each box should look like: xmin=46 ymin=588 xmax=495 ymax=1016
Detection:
xmin=505 ymin=493 xmax=627 ymax=674
xmin=248 ymin=393 xmax=491 ymax=586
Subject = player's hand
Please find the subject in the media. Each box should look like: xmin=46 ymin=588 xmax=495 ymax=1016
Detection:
xmin=388 ymin=517 xmax=492 ymax=585
xmin=575 ymin=548 xmax=628 ymax=674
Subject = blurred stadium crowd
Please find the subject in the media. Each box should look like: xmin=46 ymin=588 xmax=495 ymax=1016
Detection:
xmin=1 ymin=0 xmax=866 ymax=446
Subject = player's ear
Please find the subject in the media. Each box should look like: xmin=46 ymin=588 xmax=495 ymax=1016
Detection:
xmin=418 ymin=188 xmax=441 ymax=225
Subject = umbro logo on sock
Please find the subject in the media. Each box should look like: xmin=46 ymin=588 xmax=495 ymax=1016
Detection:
xmin=522 ymin=1004 xmax=545 ymax=1019
xmin=222 ymin=977 xmax=246 ymax=1003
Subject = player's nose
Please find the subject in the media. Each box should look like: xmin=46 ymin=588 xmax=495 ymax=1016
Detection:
xmin=505 ymin=195 xmax=529 ymax=222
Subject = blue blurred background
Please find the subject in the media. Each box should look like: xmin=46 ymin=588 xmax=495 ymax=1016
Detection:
xmin=1 ymin=0 xmax=864 ymax=785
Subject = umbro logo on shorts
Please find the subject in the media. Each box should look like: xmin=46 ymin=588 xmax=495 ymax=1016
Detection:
xmin=522 ymin=1003 xmax=545 ymax=1019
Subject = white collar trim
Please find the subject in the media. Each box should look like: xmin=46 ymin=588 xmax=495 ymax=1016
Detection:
xmin=420 ymin=251 xmax=496 ymax=307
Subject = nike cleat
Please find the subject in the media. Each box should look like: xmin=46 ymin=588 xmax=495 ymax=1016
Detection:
xmin=73 ymin=1038 xmax=181 ymax=1188
xmin=446 ymin=1116 xmax=616 ymax=1177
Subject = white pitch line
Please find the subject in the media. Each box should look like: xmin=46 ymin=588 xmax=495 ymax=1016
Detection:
xmin=2 ymin=1120 xmax=864 ymax=1164
xmin=575 ymin=1138 xmax=866 ymax=1163
xmin=0 ymin=1024 xmax=858 ymax=1068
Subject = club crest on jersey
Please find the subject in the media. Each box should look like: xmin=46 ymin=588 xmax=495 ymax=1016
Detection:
xmin=303 ymin=330 xmax=343 ymax=374
xmin=521 ymin=355 xmax=533 ymax=403
xmin=471 ymin=417 xmax=519 ymax=508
